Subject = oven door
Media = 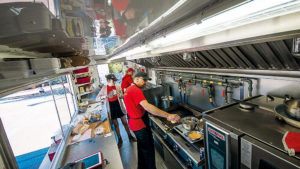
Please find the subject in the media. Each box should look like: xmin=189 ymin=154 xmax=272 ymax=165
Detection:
xmin=152 ymin=130 xmax=187 ymax=169
xmin=240 ymin=135 xmax=300 ymax=169
xmin=205 ymin=120 xmax=231 ymax=169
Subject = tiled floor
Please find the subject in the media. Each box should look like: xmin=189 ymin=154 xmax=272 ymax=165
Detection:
xmin=115 ymin=118 xmax=168 ymax=169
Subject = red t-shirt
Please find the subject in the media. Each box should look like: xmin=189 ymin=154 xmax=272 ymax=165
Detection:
xmin=107 ymin=85 xmax=118 ymax=102
xmin=121 ymin=74 xmax=133 ymax=92
xmin=124 ymin=85 xmax=146 ymax=131
xmin=113 ymin=18 xmax=128 ymax=40
xmin=112 ymin=0 xmax=131 ymax=12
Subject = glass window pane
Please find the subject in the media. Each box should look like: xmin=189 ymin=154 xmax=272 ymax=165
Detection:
xmin=66 ymin=74 xmax=77 ymax=117
xmin=50 ymin=77 xmax=71 ymax=126
xmin=0 ymin=80 xmax=63 ymax=167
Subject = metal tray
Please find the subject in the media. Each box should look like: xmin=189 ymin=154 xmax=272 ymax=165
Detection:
xmin=174 ymin=124 xmax=203 ymax=144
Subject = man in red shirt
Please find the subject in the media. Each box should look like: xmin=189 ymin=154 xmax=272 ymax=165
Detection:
xmin=121 ymin=68 xmax=134 ymax=92
xmin=124 ymin=72 xmax=180 ymax=169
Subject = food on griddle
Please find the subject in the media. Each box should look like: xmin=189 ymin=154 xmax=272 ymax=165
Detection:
xmin=188 ymin=131 xmax=202 ymax=139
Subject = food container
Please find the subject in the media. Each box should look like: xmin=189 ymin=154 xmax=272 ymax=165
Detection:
xmin=181 ymin=116 xmax=200 ymax=130
xmin=30 ymin=58 xmax=61 ymax=74
xmin=77 ymin=76 xmax=91 ymax=84
xmin=73 ymin=67 xmax=89 ymax=74
xmin=161 ymin=96 xmax=174 ymax=109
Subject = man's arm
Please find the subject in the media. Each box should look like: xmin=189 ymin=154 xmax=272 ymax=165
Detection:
xmin=140 ymin=100 xmax=180 ymax=122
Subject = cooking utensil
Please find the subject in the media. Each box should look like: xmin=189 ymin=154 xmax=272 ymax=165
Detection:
xmin=274 ymin=104 xmax=300 ymax=128
xmin=181 ymin=116 xmax=200 ymax=130
xmin=284 ymin=99 xmax=300 ymax=120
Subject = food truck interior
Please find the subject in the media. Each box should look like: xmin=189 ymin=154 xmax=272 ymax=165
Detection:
xmin=1 ymin=0 xmax=300 ymax=169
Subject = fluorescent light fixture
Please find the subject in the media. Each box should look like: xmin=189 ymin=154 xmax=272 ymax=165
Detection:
xmin=149 ymin=0 xmax=298 ymax=48
xmin=113 ymin=0 xmax=188 ymax=52
xmin=108 ymin=45 xmax=151 ymax=61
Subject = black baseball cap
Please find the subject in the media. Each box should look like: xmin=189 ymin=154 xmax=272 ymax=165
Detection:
xmin=106 ymin=74 xmax=117 ymax=81
xmin=134 ymin=72 xmax=152 ymax=81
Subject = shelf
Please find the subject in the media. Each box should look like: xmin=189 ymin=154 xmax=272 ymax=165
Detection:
xmin=76 ymin=82 xmax=92 ymax=87
xmin=78 ymin=91 xmax=92 ymax=96
xmin=74 ymin=72 xmax=90 ymax=76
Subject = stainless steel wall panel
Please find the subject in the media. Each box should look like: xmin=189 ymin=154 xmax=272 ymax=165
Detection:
xmin=161 ymin=69 xmax=300 ymax=112
xmin=258 ymin=78 xmax=300 ymax=99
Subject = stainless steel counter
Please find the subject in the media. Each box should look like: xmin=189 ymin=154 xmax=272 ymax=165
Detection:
xmin=60 ymin=132 xmax=123 ymax=169
xmin=207 ymin=96 xmax=300 ymax=156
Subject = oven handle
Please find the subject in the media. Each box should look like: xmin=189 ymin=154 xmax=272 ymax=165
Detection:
xmin=152 ymin=130 xmax=188 ymax=169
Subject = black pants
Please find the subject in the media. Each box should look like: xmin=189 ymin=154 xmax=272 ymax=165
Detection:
xmin=133 ymin=127 xmax=156 ymax=169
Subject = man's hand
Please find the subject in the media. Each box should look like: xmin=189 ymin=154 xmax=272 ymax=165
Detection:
xmin=167 ymin=114 xmax=181 ymax=123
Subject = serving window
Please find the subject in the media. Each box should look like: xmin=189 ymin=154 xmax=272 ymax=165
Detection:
xmin=0 ymin=74 xmax=77 ymax=168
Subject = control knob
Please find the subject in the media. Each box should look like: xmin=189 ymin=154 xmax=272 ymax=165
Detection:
xmin=173 ymin=145 xmax=179 ymax=152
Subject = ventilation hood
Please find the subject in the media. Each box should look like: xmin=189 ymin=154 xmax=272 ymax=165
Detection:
xmin=108 ymin=0 xmax=300 ymax=66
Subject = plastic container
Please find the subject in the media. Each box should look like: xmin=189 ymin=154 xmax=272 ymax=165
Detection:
xmin=73 ymin=67 xmax=89 ymax=74
xmin=0 ymin=61 xmax=30 ymax=79
xmin=0 ymin=3 xmax=51 ymax=38
xmin=30 ymin=58 xmax=61 ymax=74
xmin=77 ymin=76 xmax=91 ymax=84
